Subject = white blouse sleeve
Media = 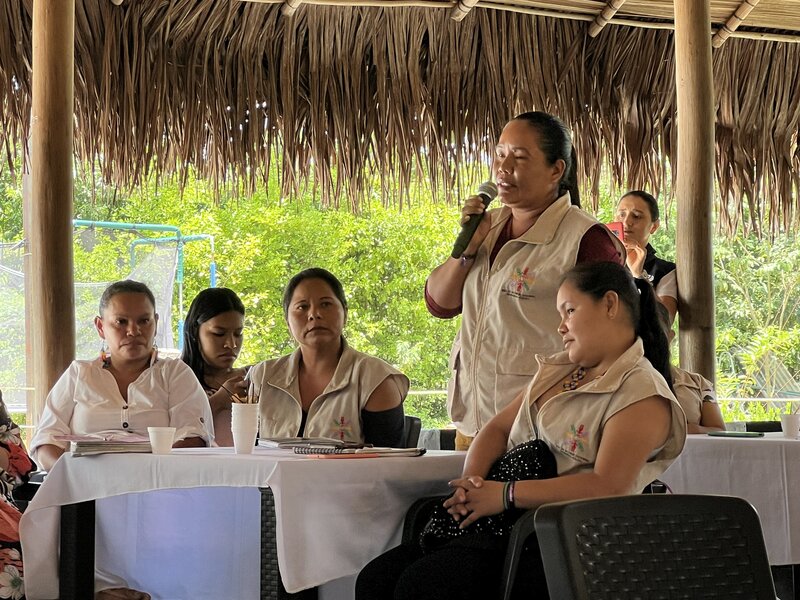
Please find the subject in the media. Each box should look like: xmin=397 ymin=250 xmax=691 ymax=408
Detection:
xmin=165 ymin=359 xmax=215 ymax=444
xmin=29 ymin=362 xmax=79 ymax=458
xmin=655 ymin=268 xmax=678 ymax=301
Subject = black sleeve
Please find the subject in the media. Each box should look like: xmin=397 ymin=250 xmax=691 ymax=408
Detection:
xmin=361 ymin=404 xmax=405 ymax=448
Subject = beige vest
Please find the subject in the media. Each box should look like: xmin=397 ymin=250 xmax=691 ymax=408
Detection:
xmin=449 ymin=193 xmax=622 ymax=436
xmin=250 ymin=341 xmax=409 ymax=442
xmin=671 ymin=365 xmax=716 ymax=426
xmin=508 ymin=340 xmax=687 ymax=494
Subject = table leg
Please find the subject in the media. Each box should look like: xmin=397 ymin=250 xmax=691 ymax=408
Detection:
xmin=59 ymin=500 xmax=96 ymax=600
xmin=260 ymin=488 xmax=318 ymax=600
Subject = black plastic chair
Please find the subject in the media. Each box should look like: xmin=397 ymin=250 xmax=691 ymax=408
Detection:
xmin=405 ymin=494 xmax=777 ymax=600
xmin=529 ymin=495 xmax=777 ymax=600
xmin=439 ymin=428 xmax=456 ymax=450
xmin=402 ymin=415 xmax=422 ymax=448
xmin=12 ymin=470 xmax=46 ymax=512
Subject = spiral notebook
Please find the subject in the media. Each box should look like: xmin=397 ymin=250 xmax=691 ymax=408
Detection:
xmin=258 ymin=437 xmax=365 ymax=450
xmin=293 ymin=446 xmax=426 ymax=457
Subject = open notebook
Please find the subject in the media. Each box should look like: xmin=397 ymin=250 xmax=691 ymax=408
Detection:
xmin=293 ymin=446 xmax=426 ymax=457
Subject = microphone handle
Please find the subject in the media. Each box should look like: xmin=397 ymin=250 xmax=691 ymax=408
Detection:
xmin=450 ymin=194 xmax=493 ymax=259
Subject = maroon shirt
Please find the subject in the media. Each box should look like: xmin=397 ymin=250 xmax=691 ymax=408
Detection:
xmin=425 ymin=223 xmax=622 ymax=318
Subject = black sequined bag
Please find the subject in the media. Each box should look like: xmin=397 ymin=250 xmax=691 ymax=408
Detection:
xmin=420 ymin=438 xmax=557 ymax=549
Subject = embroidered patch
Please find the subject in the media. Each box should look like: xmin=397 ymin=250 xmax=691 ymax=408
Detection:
xmin=502 ymin=267 xmax=535 ymax=298
xmin=564 ymin=423 xmax=587 ymax=454
xmin=330 ymin=416 xmax=353 ymax=441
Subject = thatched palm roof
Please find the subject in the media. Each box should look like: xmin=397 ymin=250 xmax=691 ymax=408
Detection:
xmin=1 ymin=1 xmax=799 ymax=234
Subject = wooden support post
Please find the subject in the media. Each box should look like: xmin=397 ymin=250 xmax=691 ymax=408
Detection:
xmin=588 ymin=0 xmax=627 ymax=38
xmin=28 ymin=0 xmax=76 ymax=417
xmin=674 ymin=0 xmax=715 ymax=381
xmin=712 ymin=0 xmax=761 ymax=48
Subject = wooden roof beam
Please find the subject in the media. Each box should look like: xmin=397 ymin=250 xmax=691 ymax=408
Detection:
xmin=282 ymin=0 xmax=303 ymax=17
xmin=477 ymin=2 xmax=800 ymax=43
xmin=588 ymin=0 xmax=627 ymax=38
xmin=451 ymin=0 xmax=480 ymax=22
xmin=712 ymin=0 xmax=761 ymax=48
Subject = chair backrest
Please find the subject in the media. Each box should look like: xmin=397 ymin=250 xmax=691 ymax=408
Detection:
xmin=534 ymin=494 xmax=776 ymax=600
xmin=402 ymin=415 xmax=422 ymax=448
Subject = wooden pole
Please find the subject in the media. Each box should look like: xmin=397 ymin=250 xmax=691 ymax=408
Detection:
xmin=28 ymin=0 xmax=76 ymax=419
xmin=674 ymin=0 xmax=715 ymax=381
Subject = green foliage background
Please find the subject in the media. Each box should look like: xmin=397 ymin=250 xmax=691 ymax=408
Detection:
xmin=2 ymin=160 xmax=800 ymax=428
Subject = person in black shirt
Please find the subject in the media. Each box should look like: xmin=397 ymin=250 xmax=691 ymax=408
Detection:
xmin=615 ymin=190 xmax=678 ymax=324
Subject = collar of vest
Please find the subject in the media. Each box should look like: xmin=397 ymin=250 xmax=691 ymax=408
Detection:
xmin=536 ymin=338 xmax=647 ymax=393
xmin=268 ymin=338 xmax=356 ymax=396
xmin=491 ymin=192 xmax=574 ymax=246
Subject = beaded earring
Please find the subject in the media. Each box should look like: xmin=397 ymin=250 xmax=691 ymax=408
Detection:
xmin=100 ymin=341 xmax=111 ymax=368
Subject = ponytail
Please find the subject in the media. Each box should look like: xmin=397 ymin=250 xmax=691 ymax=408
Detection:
xmin=562 ymin=146 xmax=581 ymax=207
xmin=634 ymin=279 xmax=673 ymax=390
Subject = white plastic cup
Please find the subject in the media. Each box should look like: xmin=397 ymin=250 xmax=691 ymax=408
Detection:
xmin=780 ymin=414 xmax=800 ymax=439
xmin=148 ymin=426 xmax=176 ymax=455
xmin=231 ymin=403 xmax=259 ymax=454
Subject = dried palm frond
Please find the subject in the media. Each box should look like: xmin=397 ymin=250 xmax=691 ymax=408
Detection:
xmin=0 ymin=1 xmax=799 ymax=236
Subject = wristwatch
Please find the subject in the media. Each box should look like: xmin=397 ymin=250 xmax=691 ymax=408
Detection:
xmin=639 ymin=269 xmax=654 ymax=283
xmin=459 ymin=253 xmax=476 ymax=267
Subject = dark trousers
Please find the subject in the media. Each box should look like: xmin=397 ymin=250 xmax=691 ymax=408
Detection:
xmin=355 ymin=533 xmax=549 ymax=600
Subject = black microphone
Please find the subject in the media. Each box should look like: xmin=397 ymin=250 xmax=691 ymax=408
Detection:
xmin=450 ymin=181 xmax=499 ymax=259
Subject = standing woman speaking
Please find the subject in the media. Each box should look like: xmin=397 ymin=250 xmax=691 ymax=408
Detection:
xmin=425 ymin=112 xmax=623 ymax=450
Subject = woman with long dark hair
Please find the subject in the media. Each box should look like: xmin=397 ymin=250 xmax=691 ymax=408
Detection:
xmin=182 ymin=287 xmax=248 ymax=447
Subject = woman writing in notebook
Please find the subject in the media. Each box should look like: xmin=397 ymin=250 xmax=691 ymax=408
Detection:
xmin=182 ymin=287 xmax=249 ymax=447
xmin=248 ymin=268 xmax=408 ymax=448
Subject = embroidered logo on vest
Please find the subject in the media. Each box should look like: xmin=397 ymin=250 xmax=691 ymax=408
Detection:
xmin=564 ymin=423 xmax=587 ymax=454
xmin=330 ymin=416 xmax=353 ymax=441
xmin=502 ymin=267 xmax=535 ymax=298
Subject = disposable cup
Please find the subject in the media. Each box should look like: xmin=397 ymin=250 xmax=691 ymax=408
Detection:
xmin=148 ymin=426 xmax=176 ymax=455
xmin=780 ymin=414 xmax=800 ymax=439
xmin=231 ymin=403 xmax=259 ymax=454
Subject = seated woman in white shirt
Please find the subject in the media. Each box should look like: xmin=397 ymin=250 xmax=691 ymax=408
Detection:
xmin=249 ymin=268 xmax=409 ymax=447
xmin=30 ymin=280 xmax=214 ymax=471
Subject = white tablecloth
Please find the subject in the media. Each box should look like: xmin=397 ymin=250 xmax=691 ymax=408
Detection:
xmin=660 ymin=432 xmax=800 ymax=566
xmin=20 ymin=447 xmax=465 ymax=600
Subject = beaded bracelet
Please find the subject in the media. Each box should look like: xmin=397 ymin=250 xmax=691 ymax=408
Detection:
xmin=507 ymin=480 xmax=516 ymax=509
xmin=502 ymin=481 xmax=511 ymax=511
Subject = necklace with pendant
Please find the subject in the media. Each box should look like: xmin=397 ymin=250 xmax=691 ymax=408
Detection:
xmin=562 ymin=366 xmax=586 ymax=390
